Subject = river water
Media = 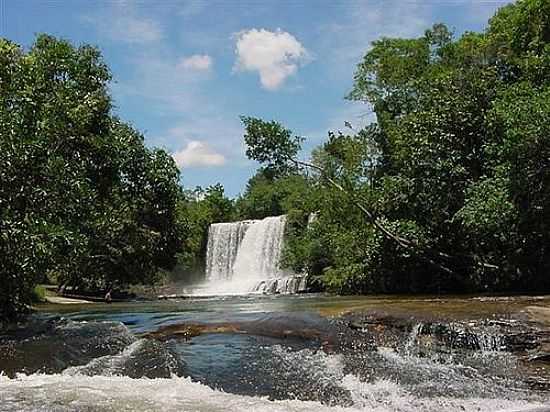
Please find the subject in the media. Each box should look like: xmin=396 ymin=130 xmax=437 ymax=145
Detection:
xmin=1 ymin=294 xmax=550 ymax=411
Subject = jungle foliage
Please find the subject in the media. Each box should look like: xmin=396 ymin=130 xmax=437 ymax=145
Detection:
xmin=239 ymin=0 xmax=550 ymax=294
xmin=0 ymin=35 xmax=183 ymax=319
xmin=171 ymin=184 xmax=236 ymax=282
xmin=2 ymin=1 xmax=549 ymax=319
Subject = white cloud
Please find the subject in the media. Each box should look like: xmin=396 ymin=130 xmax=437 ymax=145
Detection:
xmin=110 ymin=15 xmax=163 ymax=44
xmin=83 ymin=1 xmax=163 ymax=44
xmin=112 ymin=50 xmax=213 ymax=117
xmin=179 ymin=54 xmax=213 ymax=71
xmin=234 ymin=28 xmax=309 ymax=90
xmin=160 ymin=115 xmax=249 ymax=167
xmin=172 ymin=141 xmax=226 ymax=168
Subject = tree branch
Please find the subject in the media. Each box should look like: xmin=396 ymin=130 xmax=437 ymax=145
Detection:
xmin=291 ymin=157 xmax=498 ymax=277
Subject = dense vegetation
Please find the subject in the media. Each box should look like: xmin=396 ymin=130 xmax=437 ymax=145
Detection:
xmin=236 ymin=0 xmax=550 ymax=294
xmin=171 ymin=184 xmax=236 ymax=283
xmin=0 ymin=35 xmax=183 ymax=320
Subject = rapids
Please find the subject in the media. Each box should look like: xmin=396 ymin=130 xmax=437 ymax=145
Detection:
xmin=1 ymin=294 xmax=550 ymax=411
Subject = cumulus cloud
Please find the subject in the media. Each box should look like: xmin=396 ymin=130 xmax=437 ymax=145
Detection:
xmin=234 ymin=28 xmax=309 ymax=90
xmin=178 ymin=54 xmax=213 ymax=71
xmin=172 ymin=141 xmax=226 ymax=168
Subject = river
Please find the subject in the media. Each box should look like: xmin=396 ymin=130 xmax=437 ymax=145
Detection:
xmin=1 ymin=293 xmax=550 ymax=411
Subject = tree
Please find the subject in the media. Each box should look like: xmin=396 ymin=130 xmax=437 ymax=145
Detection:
xmin=241 ymin=116 xmax=303 ymax=177
xmin=241 ymin=0 xmax=550 ymax=294
xmin=0 ymin=35 xmax=184 ymax=320
xmin=172 ymin=184 xmax=236 ymax=282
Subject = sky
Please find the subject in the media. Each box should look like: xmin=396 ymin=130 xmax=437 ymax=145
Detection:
xmin=2 ymin=0 xmax=511 ymax=197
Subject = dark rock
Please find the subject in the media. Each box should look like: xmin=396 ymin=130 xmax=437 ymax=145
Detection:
xmin=0 ymin=318 xmax=135 ymax=377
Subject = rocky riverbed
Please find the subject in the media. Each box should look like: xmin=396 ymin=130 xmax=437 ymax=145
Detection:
xmin=2 ymin=294 xmax=550 ymax=411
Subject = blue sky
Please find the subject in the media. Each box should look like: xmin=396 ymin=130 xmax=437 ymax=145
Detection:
xmin=3 ymin=0 xmax=511 ymax=197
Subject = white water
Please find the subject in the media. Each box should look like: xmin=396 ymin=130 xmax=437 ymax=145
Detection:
xmin=201 ymin=215 xmax=297 ymax=295
xmin=1 ymin=317 xmax=548 ymax=411
xmin=62 ymin=339 xmax=150 ymax=376
xmin=205 ymin=220 xmax=252 ymax=281
xmin=252 ymin=274 xmax=307 ymax=294
xmin=0 ymin=357 xmax=544 ymax=412
xmin=232 ymin=215 xmax=287 ymax=280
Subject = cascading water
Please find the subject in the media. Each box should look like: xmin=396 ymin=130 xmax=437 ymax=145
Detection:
xmin=202 ymin=215 xmax=305 ymax=294
xmin=2 ymin=296 xmax=549 ymax=411
xmin=232 ymin=215 xmax=287 ymax=281
xmin=205 ymin=220 xmax=252 ymax=281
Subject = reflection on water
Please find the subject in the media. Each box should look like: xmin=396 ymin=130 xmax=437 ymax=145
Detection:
xmin=1 ymin=294 xmax=550 ymax=411
xmin=34 ymin=293 xmax=550 ymax=330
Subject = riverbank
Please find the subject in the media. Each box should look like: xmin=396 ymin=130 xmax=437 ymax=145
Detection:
xmin=44 ymin=295 xmax=94 ymax=304
xmin=34 ymin=284 xmax=143 ymax=307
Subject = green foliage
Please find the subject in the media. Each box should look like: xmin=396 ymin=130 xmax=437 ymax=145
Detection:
xmin=347 ymin=36 xmax=430 ymax=106
xmin=0 ymin=35 xmax=184 ymax=319
xmin=235 ymin=171 xmax=313 ymax=220
xmin=238 ymin=115 xmax=316 ymax=221
xmin=455 ymin=177 xmax=516 ymax=236
xmin=31 ymin=285 xmax=46 ymax=303
xmin=252 ymin=0 xmax=550 ymax=295
xmin=6 ymin=0 xmax=547 ymax=309
xmin=241 ymin=116 xmax=303 ymax=176
xmin=487 ymin=0 xmax=550 ymax=58
xmin=172 ymin=184 xmax=236 ymax=281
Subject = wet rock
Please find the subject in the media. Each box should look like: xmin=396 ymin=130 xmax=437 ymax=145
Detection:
xmin=345 ymin=312 xmax=412 ymax=331
xmin=504 ymin=332 xmax=545 ymax=352
xmin=524 ymin=376 xmax=550 ymax=392
xmin=63 ymin=338 xmax=185 ymax=378
xmin=146 ymin=312 xmax=356 ymax=352
xmin=145 ymin=323 xmax=238 ymax=340
xmin=527 ymin=341 xmax=550 ymax=363
xmin=525 ymin=306 xmax=550 ymax=328
xmin=0 ymin=318 xmax=135 ymax=377
xmin=528 ymin=352 xmax=550 ymax=362
xmin=342 ymin=310 xmax=550 ymax=356
xmin=251 ymin=275 xmax=309 ymax=294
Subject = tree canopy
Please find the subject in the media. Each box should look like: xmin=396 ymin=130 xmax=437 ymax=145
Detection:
xmin=239 ymin=0 xmax=550 ymax=294
xmin=0 ymin=35 xmax=183 ymax=319
xmin=2 ymin=0 xmax=549 ymax=317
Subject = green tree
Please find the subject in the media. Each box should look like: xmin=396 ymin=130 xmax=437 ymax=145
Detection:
xmin=172 ymin=184 xmax=236 ymax=282
xmin=0 ymin=35 xmax=183 ymax=320
xmin=262 ymin=0 xmax=550 ymax=294
xmin=241 ymin=116 xmax=303 ymax=177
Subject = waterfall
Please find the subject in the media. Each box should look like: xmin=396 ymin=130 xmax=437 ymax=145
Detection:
xmin=232 ymin=215 xmax=287 ymax=280
xmin=202 ymin=215 xmax=306 ymax=294
xmin=205 ymin=221 xmax=251 ymax=281
xmin=250 ymin=275 xmax=308 ymax=294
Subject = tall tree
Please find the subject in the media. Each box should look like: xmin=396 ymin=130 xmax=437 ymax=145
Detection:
xmin=0 ymin=35 xmax=184 ymax=320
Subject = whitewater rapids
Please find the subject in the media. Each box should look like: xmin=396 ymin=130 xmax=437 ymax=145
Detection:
xmin=0 ymin=338 xmax=547 ymax=412
xmin=0 ymin=373 xmax=545 ymax=412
